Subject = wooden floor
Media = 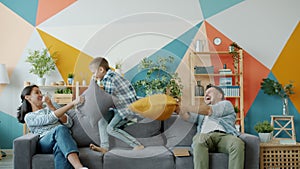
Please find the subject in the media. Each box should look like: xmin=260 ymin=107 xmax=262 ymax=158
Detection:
xmin=0 ymin=150 xmax=13 ymax=169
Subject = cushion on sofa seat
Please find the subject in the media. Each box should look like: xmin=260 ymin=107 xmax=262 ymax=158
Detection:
xmin=174 ymin=152 xmax=229 ymax=169
xmin=109 ymin=118 xmax=165 ymax=148
xmin=78 ymin=147 xmax=104 ymax=169
xmin=163 ymin=115 xmax=197 ymax=147
xmin=128 ymin=94 xmax=177 ymax=120
xmin=31 ymin=148 xmax=104 ymax=169
xmin=103 ymin=146 xmax=174 ymax=169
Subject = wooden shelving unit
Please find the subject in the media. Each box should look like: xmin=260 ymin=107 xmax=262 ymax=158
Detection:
xmin=189 ymin=50 xmax=244 ymax=132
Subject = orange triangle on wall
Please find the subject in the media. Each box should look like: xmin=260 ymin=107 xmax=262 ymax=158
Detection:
xmin=204 ymin=21 xmax=269 ymax=115
xmin=36 ymin=0 xmax=77 ymax=26
xmin=37 ymin=29 xmax=93 ymax=83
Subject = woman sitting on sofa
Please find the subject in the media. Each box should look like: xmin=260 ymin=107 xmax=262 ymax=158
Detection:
xmin=17 ymin=85 xmax=87 ymax=169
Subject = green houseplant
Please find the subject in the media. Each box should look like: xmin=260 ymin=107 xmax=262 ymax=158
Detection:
xmin=26 ymin=48 xmax=57 ymax=85
xmin=67 ymin=73 xmax=74 ymax=85
xmin=229 ymin=42 xmax=242 ymax=73
xmin=254 ymin=120 xmax=274 ymax=142
xmin=132 ymin=56 xmax=183 ymax=98
xmin=54 ymin=88 xmax=73 ymax=104
xmin=261 ymin=78 xmax=295 ymax=115
xmin=115 ymin=59 xmax=123 ymax=75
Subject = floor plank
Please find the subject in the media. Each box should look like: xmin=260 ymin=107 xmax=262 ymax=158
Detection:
xmin=0 ymin=150 xmax=13 ymax=169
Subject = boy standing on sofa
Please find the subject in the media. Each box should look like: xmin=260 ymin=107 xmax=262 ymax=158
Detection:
xmin=176 ymin=84 xmax=244 ymax=169
xmin=89 ymin=57 xmax=144 ymax=154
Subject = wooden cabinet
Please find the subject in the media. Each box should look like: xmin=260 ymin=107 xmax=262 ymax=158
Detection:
xmin=189 ymin=50 xmax=244 ymax=132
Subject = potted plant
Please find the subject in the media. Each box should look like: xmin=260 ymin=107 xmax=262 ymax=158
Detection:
xmin=254 ymin=120 xmax=274 ymax=142
xmin=115 ymin=59 xmax=123 ymax=75
xmin=261 ymin=78 xmax=295 ymax=115
xmin=26 ymin=48 xmax=57 ymax=85
xmin=54 ymin=88 xmax=73 ymax=104
xmin=132 ymin=56 xmax=183 ymax=99
xmin=67 ymin=73 xmax=74 ymax=85
xmin=228 ymin=42 xmax=242 ymax=73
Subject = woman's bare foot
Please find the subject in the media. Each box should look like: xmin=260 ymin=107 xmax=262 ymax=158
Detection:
xmin=89 ymin=144 xmax=108 ymax=154
xmin=133 ymin=145 xmax=144 ymax=150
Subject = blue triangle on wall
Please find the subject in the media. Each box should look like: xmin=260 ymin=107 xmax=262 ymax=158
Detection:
xmin=125 ymin=22 xmax=203 ymax=82
xmin=1 ymin=0 xmax=38 ymax=26
xmin=199 ymin=0 xmax=244 ymax=19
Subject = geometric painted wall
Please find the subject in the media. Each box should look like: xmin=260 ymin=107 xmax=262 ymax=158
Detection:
xmin=1 ymin=0 xmax=300 ymax=148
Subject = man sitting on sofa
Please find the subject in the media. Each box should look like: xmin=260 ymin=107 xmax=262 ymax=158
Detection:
xmin=176 ymin=84 xmax=245 ymax=169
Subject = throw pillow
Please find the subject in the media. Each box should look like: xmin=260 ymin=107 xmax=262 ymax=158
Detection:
xmin=76 ymin=79 xmax=116 ymax=127
xmin=128 ymin=94 xmax=177 ymax=120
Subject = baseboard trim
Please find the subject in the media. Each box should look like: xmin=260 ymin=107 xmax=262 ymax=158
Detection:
xmin=1 ymin=149 xmax=13 ymax=155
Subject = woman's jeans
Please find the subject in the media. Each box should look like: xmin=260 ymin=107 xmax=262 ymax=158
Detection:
xmin=98 ymin=110 xmax=141 ymax=149
xmin=38 ymin=125 xmax=79 ymax=169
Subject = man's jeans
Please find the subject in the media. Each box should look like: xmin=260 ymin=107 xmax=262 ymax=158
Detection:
xmin=98 ymin=110 xmax=141 ymax=149
xmin=38 ymin=125 xmax=79 ymax=169
xmin=192 ymin=132 xmax=245 ymax=169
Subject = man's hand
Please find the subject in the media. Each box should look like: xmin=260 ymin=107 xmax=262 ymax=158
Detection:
xmin=174 ymin=100 xmax=191 ymax=121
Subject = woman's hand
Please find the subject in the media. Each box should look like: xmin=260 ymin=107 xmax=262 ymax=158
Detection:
xmin=43 ymin=95 xmax=56 ymax=111
xmin=43 ymin=95 xmax=52 ymax=104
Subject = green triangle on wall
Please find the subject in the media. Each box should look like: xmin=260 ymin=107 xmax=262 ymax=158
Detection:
xmin=199 ymin=0 xmax=244 ymax=19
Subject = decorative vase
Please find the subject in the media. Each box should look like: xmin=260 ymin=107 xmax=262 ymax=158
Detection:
xmin=115 ymin=69 xmax=122 ymax=75
xmin=195 ymin=80 xmax=204 ymax=96
xmin=258 ymin=133 xmax=272 ymax=143
xmin=229 ymin=45 xmax=235 ymax=52
xmin=36 ymin=77 xmax=46 ymax=86
xmin=68 ymin=78 xmax=74 ymax=85
xmin=282 ymin=97 xmax=289 ymax=116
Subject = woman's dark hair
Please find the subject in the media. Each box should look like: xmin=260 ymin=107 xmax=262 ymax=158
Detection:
xmin=17 ymin=85 xmax=38 ymax=123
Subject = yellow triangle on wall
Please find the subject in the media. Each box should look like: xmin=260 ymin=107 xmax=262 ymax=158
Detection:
xmin=73 ymin=52 xmax=93 ymax=84
xmin=37 ymin=29 xmax=93 ymax=84
xmin=272 ymin=22 xmax=300 ymax=111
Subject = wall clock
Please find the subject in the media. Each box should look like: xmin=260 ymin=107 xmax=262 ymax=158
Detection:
xmin=213 ymin=37 xmax=222 ymax=46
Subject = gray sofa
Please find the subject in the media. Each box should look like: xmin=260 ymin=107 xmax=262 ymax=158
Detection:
xmin=14 ymin=112 xmax=260 ymax=169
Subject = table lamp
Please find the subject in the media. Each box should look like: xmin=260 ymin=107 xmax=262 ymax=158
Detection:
xmin=0 ymin=64 xmax=10 ymax=84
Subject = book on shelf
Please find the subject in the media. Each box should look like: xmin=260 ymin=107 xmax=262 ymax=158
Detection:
xmin=219 ymin=69 xmax=232 ymax=75
xmin=219 ymin=77 xmax=232 ymax=86
xmin=279 ymin=139 xmax=297 ymax=145
xmin=219 ymin=86 xmax=240 ymax=97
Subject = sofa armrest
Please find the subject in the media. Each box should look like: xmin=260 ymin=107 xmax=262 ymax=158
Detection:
xmin=239 ymin=133 xmax=260 ymax=169
xmin=13 ymin=133 xmax=39 ymax=169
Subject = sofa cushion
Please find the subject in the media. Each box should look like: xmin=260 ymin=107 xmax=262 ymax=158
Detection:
xmin=128 ymin=94 xmax=177 ymax=120
xmin=110 ymin=118 xmax=165 ymax=148
xmin=163 ymin=115 xmax=197 ymax=147
xmin=31 ymin=148 xmax=104 ymax=169
xmin=174 ymin=153 xmax=229 ymax=169
xmin=103 ymin=146 xmax=175 ymax=169
xmin=78 ymin=147 xmax=104 ymax=169
xmin=77 ymin=79 xmax=115 ymax=126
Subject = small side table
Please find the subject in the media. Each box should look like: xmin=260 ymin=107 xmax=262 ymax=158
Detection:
xmin=270 ymin=115 xmax=296 ymax=140
xmin=260 ymin=140 xmax=300 ymax=168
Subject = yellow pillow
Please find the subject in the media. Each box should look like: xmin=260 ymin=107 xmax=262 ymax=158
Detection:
xmin=129 ymin=94 xmax=177 ymax=120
